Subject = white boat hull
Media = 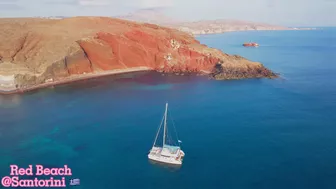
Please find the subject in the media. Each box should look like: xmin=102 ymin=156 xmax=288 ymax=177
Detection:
xmin=148 ymin=103 xmax=185 ymax=165
xmin=148 ymin=147 xmax=185 ymax=165
xmin=148 ymin=154 xmax=182 ymax=165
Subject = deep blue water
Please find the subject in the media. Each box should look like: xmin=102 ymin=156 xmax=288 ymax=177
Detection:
xmin=1 ymin=29 xmax=336 ymax=189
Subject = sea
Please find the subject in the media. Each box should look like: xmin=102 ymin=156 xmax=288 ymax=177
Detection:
xmin=1 ymin=28 xmax=336 ymax=189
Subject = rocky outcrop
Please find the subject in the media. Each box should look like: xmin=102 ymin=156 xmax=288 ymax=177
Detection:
xmin=210 ymin=62 xmax=277 ymax=80
xmin=0 ymin=17 xmax=277 ymax=93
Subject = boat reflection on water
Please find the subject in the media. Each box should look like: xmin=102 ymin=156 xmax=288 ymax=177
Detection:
xmin=148 ymin=159 xmax=182 ymax=172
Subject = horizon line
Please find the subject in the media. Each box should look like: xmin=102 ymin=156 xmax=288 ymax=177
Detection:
xmin=0 ymin=15 xmax=334 ymax=27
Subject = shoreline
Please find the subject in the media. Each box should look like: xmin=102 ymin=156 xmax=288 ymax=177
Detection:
xmin=0 ymin=67 xmax=153 ymax=95
xmin=191 ymin=27 xmax=318 ymax=36
xmin=0 ymin=27 xmax=292 ymax=96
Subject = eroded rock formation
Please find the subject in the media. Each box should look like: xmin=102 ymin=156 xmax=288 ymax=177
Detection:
xmin=0 ymin=17 xmax=277 ymax=93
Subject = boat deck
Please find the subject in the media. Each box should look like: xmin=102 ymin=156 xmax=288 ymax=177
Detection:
xmin=148 ymin=146 xmax=184 ymax=165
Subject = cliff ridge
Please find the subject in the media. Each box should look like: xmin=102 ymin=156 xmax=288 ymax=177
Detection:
xmin=0 ymin=17 xmax=277 ymax=94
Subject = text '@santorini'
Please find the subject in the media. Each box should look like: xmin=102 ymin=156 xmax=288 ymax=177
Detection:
xmin=1 ymin=165 xmax=72 ymax=188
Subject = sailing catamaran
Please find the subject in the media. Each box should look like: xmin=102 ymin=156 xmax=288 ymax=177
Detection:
xmin=148 ymin=103 xmax=185 ymax=165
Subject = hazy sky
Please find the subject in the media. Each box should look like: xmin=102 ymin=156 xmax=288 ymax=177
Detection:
xmin=0 ymin=0 xmax=335 ymax=26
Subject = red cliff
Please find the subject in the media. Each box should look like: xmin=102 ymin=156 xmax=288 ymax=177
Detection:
xmin=0 ymin=17 xmax=277 ymax=93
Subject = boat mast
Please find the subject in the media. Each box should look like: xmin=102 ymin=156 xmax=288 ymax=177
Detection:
xmin=163 ymin=103 xmax=168 ymax=146
xmin=152 ymin=115 xmax=164 ymax=148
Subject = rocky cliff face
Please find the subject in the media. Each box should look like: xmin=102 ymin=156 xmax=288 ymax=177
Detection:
xmin=0 ymin=17 xmax=277 ymax=92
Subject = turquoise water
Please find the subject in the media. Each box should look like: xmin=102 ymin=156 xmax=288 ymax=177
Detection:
xmin=1 ymin=29 xmax=336 ymax=189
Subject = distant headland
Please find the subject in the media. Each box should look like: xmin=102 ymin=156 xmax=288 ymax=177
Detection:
xmin=0 ymin=16 xmax=277 ymax=94
xmin=118 ymin=9 xmax=317 ymax=35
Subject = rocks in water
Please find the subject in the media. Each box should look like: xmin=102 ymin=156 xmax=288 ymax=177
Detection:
xmin=209 ymin=62 xmax=278 ymax=80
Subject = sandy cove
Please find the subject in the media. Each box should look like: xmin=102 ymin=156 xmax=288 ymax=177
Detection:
xmin=0 ymin=67 xmax=152 ymax=95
